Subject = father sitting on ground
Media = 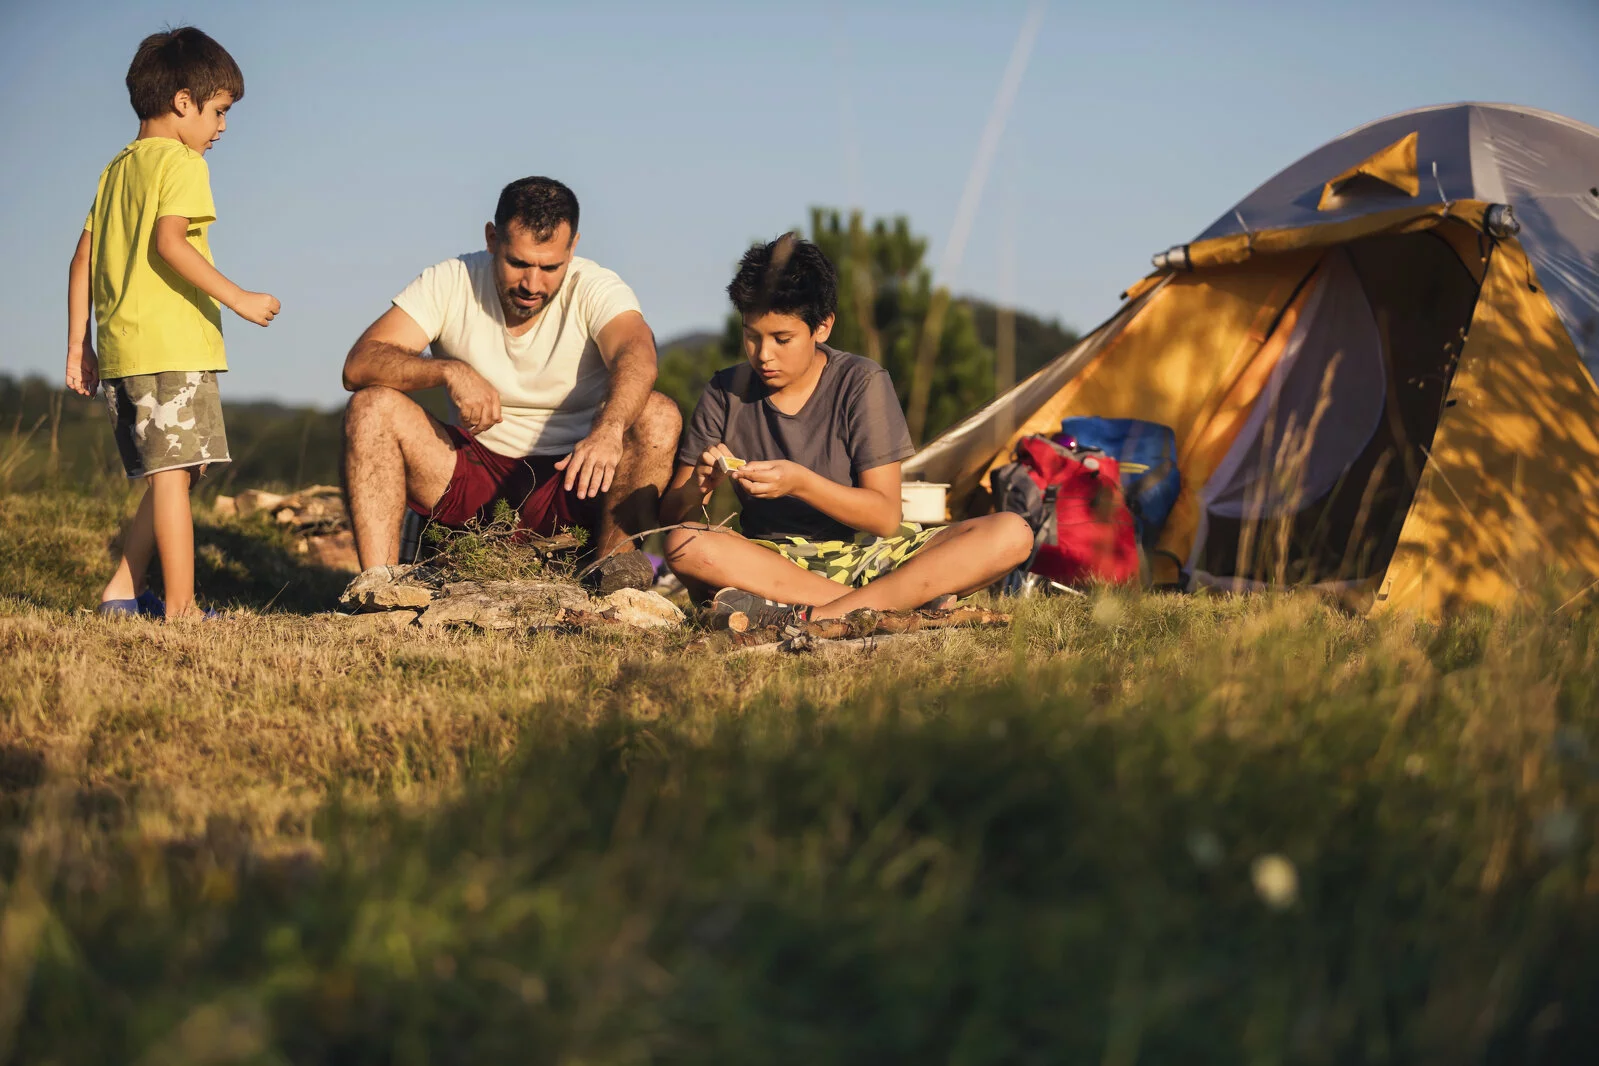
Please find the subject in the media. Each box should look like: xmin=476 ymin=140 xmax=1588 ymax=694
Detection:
xmin=341 ymin=176 xmax=680 ymax=592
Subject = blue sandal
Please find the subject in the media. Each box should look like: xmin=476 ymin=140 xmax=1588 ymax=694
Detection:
xmin=95 ymin=589 xmax=169 ymax=619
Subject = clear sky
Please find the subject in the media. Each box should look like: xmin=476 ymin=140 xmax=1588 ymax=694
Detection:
xmin=3 ymin=0 xmax=1597 ymax=406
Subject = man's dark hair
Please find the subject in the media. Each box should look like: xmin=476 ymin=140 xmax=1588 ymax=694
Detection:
xmin=727 ymin=233 xmax=839 ymax=330
xmin=126 ymin=27 xmax=244 ymax=121
xmin=494 ymin=177 xmax=580 ymax=244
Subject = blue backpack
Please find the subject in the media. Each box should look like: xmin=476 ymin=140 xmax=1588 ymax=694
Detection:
xmin=1057 ymin=417 xmax=1180 ymax=546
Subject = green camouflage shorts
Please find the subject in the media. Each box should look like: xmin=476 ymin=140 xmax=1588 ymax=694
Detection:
xmin=104 ymin=370 xmax=230 ymax=479
xmin=749 ymin=523 xmax=945 ymax=587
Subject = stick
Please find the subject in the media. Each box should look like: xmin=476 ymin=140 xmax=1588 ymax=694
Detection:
xmin=734 ymin=632 xmax=934 ymax=657
xmin=687 ymin=606 xmax=1011 ymax=651
xmin=801 ymin=606 xmax=1010 ymax=640
xmin=703 ymin=609 xmax=751 ymax=633
xmin=575 ymin=515 xmax=737 ymax=580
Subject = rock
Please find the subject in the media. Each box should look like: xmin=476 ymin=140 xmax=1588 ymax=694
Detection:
xmin=598 ymin=587 xmax=684 ymax=629
xmin=339 ymin=565 xmax=435 ymax=610
xmin=368 ymin=584 xmax=435 ymax=609
xmin=341 ymin=609 xmax=420 ymax=633
xmin=419 ymin=580 xmax=591 ymax=631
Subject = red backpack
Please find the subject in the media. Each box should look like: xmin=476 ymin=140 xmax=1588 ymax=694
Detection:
xmin=990 ymin=436 xmax=1140 ymax=586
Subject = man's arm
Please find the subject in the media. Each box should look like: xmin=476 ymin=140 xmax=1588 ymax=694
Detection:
xmin=65 ymin=230 xmax=98 ymax=397
xmin=733 ymin=460 xmax=904 ymax=539
xmin=341 ymin=305 xmax=502 ymax=433
xmin=152 ymin=215 xmax=278 ymax=326
xmin=556 ymin=310 xmax=658 ymax=499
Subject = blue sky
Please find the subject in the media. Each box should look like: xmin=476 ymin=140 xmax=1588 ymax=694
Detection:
xmin=3 ymin=0 xmax=1597 ymax=406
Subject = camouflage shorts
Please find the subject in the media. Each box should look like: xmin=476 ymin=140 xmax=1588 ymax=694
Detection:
xmin=749 ymin=523 xmax=945 ymax=587
xmin=104 ymin=371 xmax=231 ymax=479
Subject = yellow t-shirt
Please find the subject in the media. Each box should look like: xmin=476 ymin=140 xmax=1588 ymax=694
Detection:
xmin=84 ymin=138 xmax=226 ymax=378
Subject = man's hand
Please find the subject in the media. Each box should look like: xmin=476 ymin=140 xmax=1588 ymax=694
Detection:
xmin=556 ymin=424 xmax=624 ymax=500
xmin=733 ymin=459 xmax=812 ymax=500
xmin=65 ymin=344 xmax=99 ymax=397
xmin=443 ymin=360 xmax=502 ymax=435
xmin=230 ymin=290 xmax=281 ymax=326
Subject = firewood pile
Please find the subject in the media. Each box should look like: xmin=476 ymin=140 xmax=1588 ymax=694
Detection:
xmin=687 ymin=605 xmax=1012 ymax=654
xmin=336 ymin=565 xmax=685 ymax=633
xmin=213 ymin=485 xmax=360 ymax=572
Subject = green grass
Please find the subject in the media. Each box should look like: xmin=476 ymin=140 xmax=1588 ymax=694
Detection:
xmin=2 ymin=487 xmax=1597 ymax=1064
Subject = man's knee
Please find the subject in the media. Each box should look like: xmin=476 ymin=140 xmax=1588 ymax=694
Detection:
xmin=626 ymin=392 xmax=682 ymax=451
xmin=344 ymin=385 xmax=408 ymax=438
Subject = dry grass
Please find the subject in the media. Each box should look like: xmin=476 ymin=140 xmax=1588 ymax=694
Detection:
xmin=2 ymin=487 xmax=1598 ymax=1063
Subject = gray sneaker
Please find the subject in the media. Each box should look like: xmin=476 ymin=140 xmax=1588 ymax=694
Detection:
xmin=711 ymin=587 xmax=809 ymax=629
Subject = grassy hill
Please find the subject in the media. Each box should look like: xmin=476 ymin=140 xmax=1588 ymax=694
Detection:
xmin=1 ymin=482 xmax=1596 ymax=1063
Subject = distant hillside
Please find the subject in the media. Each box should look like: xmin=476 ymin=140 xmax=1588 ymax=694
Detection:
xmin=3 ymin=301 xmax=1078 ymax=493
xmin=0 ymin=374 xmax=462 ymax=495
xmin=959 ymin=298 xmax=1081 ymax=384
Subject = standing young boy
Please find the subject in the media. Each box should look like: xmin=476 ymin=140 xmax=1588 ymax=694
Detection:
xmin=661 ymin=235 xmax=1032 ymax=624
xmin=65 ymin=27 xmax=279 ymax=620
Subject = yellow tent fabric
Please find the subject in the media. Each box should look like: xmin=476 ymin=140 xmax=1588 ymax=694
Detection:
xmin=1376 ymin=241 xmax=1599 ymax=616
xmin=945 ymin=252 xmax=1317 ymax=510
xmin=1317 ymin=131 xmax=1420 ymax=210
xmin=973 ymin=253 xmax=1323 ymax=569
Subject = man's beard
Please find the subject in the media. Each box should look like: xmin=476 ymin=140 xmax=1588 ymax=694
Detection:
xmin=502 ymin=290 xmax=546 ymax=322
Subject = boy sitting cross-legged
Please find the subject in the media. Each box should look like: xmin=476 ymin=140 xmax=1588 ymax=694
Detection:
xmin=65 ymin=27 xmax=280 ymax=620
xmin=661 ymin=235 xmax=1033 ymax=625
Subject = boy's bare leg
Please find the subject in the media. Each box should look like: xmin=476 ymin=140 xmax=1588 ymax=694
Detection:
xmin=593 ymin=392 xmax=681 ymax=558
xmin=149 ymin=468 xmax=198 ymax=617
xmin=342 ymin=386 xmax=459 ymax=570
xmin=664 ymin=525 xmax=854 ymax=607
xmin=101 ymin=485 xmax=158 ymax=603
xmin=810 ymin=513 xmax=1034 ymax=620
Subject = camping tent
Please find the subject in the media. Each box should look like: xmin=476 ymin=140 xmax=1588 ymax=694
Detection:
xmin=906 ymin=103 xmax=1599 ymax=617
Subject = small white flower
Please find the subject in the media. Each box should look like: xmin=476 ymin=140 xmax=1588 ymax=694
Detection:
xmin=1090 ymin=596 xmax=1127 ymax=629
xmin=1251 ymin=853 xmax=1299 ymax=909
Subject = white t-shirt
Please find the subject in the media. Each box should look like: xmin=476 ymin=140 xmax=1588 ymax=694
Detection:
xmin=392 ymin=251 xmax=641 ymax=458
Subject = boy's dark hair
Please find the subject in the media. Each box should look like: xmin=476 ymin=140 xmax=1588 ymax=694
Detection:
xmin=126 ymin=27 xmax=244 ymax=121
xmin=494 ymin=177 xmax=580 ymax=243
xmin=727 ymin=234 xmax=839 ymax=330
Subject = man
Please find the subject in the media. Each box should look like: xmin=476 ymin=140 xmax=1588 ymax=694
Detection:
xmin=341 ymin=176 xmax=680 ymax=591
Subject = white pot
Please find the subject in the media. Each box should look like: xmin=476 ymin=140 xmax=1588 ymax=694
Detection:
xmin=901 ymin=481 xmax=949 ymax=525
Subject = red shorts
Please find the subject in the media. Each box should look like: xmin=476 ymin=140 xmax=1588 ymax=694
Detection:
xmin=409 ymin=427 xmax=595 ymax=535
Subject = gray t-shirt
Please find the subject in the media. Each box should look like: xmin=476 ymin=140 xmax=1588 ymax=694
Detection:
xmin=677 ymin=346 xmax=915 ymax=542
